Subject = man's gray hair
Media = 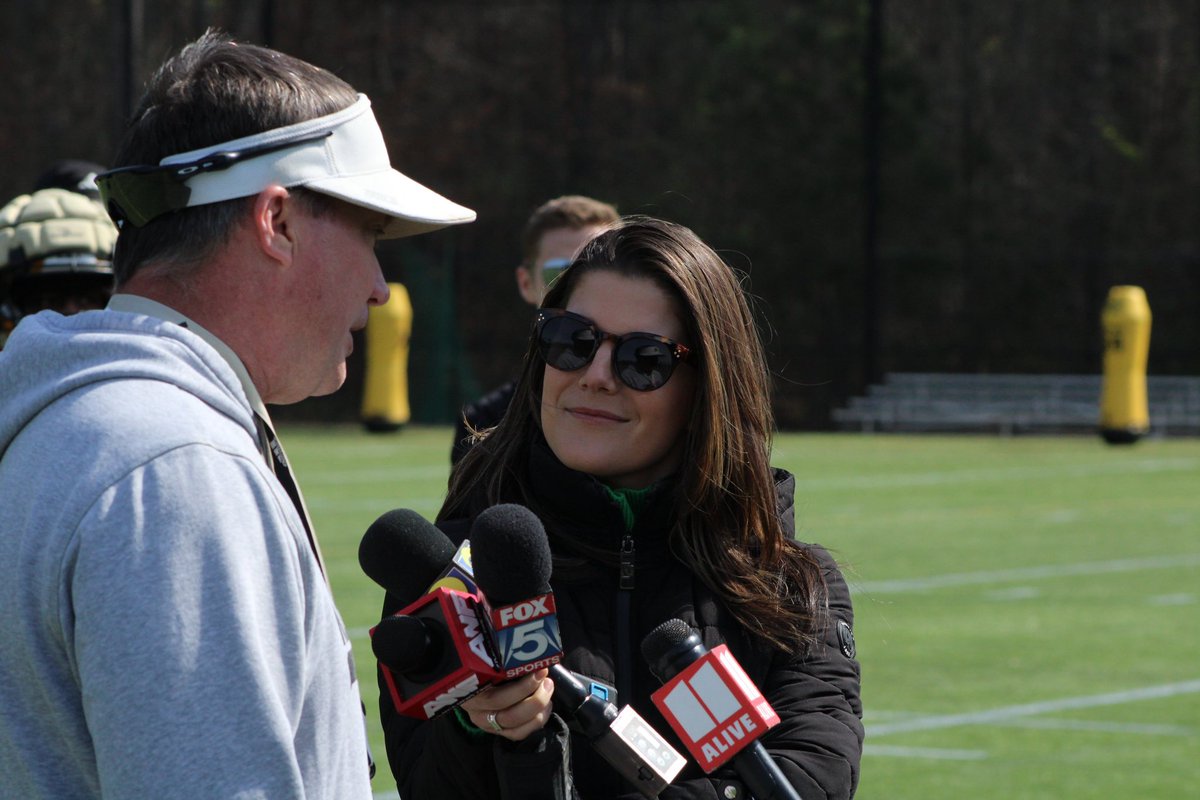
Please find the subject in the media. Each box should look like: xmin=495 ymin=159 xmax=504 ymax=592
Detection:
xmin=110 ymin=30 xmax=357 ymax=284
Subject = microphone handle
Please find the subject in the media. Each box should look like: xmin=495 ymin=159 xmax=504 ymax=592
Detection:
xmin=731 ymin=741 xmax=802 ymax=800
xmin=548 ymin=665 xmax=617 ymax=737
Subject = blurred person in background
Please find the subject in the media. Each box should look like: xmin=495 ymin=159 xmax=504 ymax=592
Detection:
xmin=452 ymin=194 xmax=618 ymax=463
xmin=0 ymin=187 xmax=116 ymax=348
xmin=0 ymin=161 xmax=116 ymax=347
xmin=382 ymin=217 xmax=863 ymax=799
xmin=34 ymin=158 xmax=108 ymax=199
xmin=0 ymin=30 xmax=473 ymax=799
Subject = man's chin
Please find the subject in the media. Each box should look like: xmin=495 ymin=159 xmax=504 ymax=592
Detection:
xmin=312 ymin=367 xmax=348 ymax=398
xmin=274 ymin=367 xmax=346 ymax=405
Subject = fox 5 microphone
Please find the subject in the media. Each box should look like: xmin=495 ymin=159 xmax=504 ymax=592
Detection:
xmin=358 ymin=509 xmax=501 ymax=719
xmin=470 ymin=504 xmax=687 ymax=798
xmin=468 ymin=504 xmax=564 ymax=677
xmin=642 ymin=619 xmax=802 ymax=800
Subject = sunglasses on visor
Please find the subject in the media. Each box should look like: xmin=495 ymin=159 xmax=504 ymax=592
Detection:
xmin=534 ymin=308 xmax=693 ymax=391
xmin=96 ymin=131 xmax=332 ymax=228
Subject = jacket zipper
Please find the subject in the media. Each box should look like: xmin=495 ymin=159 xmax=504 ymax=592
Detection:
xmin=616 ymin=533 xmax=635 ymax=706
xmin=619 ymin=533 xmax=636 ymax=591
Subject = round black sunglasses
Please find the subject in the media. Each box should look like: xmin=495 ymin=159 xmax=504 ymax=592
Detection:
xmin=534 ymin=308 xmax=693 ymax=391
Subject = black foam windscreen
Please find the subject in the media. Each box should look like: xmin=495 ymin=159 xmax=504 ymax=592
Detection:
xmin=468 ymin=503 xmax=553 ymax=603
xmin=640 ymin=618 xmax=703 ymax=682
xmin=358 ymin=508 xmax=457 ymax=603
xmin=371 ymin=614 xmax=445 ymax=674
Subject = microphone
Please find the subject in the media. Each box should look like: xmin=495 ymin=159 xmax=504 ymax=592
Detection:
xmin=642 ymin=619 xmax=802 ymax=800
xmin=358 ymin=508 xmax=456 ymax=600
xmin=469 ymin=504 xmax=564 ymax=678
xmin=470 ymin=504 xmax=686 ymax=798
xmin=358 ymin=508 xmax=501 ymax=719
xmin=358 ymin=507 xmax=478 ymax=598
xmin=549 ymin=665 xmax=687 ymax=798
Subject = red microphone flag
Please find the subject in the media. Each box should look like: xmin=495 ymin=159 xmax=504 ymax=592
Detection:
xmin=649 ymin=644 xmax=780 ymax=771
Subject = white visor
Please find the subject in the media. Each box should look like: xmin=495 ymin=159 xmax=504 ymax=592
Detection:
xmin=159 ymin=94 xmax=475 ymax=239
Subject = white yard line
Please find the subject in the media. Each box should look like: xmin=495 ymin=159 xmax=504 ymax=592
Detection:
xmin=303 ymin=465 xmax=448 ymax=485
xmin=306 ymin=495 xmax=446 ymax=512
xmin=790 ymin=457 xmax=1199 ymax=492
xmin=856 ymin=552 xmax=1200 ymax=595
xmin=865 ymin=744 xmax=988 ymax=760
xmin=991 ymin=718 xmax=1194 ymax=736
xmin=313 ymin=454 xmax=1200 ymax=496
xmin=868 ymin=680 xmax=1200 ymax=737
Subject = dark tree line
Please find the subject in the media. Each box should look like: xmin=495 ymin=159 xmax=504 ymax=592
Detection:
xmin=2 ymin=0 xmax=1196 ymax=427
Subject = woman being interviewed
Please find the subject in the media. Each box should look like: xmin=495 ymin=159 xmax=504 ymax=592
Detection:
xmin=380 ymin=217 xmax=863 ymax=799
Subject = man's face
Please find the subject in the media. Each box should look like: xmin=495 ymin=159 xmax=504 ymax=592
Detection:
xmin=517 ymin=225 xmax=606 ymax=306
xmin=271 ymin=199 xmax=390 ymax=404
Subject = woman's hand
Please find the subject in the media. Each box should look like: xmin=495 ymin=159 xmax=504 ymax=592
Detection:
xmin=460 ymin=668 xmax=555 ymax=742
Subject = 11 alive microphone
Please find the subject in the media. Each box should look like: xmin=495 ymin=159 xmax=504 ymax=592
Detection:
xmin=358 ymin=508 xmax=502 ymax=720
xmin=642 ymin=619 xmax=802 ymax=800
xmin=469 ymin=504 xmax=687 ymax=798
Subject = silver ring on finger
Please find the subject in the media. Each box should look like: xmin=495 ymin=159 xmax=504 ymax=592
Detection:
xmin=485 ymin=711 xmax=504 ymax=733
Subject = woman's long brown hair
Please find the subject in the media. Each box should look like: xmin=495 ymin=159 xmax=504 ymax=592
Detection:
xmin=442 ymin=217 xmax=827 ymax=652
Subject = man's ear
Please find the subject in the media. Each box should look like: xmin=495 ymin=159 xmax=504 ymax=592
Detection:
xmin=515 ymin=265 xmax=539 ymax=305
xmin=252 ymin=185 xmax=295 ymax=267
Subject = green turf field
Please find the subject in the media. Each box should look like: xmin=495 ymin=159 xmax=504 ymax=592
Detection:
xmin=280 ymin=425 xmax=1200 ymax=799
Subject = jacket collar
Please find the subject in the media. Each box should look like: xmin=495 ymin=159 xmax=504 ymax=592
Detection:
xmin=526 ymin=434 xmax=677 ymax=564
xmin=521 ymin=434 xmax=799 ymax=560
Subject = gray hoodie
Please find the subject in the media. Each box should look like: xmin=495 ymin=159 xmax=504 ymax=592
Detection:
xmin=0 ymin=310 xmax=371 ymax=799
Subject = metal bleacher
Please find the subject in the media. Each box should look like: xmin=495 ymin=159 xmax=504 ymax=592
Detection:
xmin=832 ymin=373 xmax=1200 ymax=435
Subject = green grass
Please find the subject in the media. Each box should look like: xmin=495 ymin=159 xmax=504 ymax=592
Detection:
xmin=280 ymin=425 xmax=1200 ymax=799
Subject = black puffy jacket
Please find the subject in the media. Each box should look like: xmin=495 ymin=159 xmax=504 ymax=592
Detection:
xmin=380 ymin=439 xmax=863 ymax=799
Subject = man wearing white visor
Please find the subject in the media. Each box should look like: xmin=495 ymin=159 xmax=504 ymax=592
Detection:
xmin=0 ymin=31 xmax=472 ymax=799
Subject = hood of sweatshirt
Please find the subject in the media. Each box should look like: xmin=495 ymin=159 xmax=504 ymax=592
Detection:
xmin=0 ymin=309 xmax=256 ymax=457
